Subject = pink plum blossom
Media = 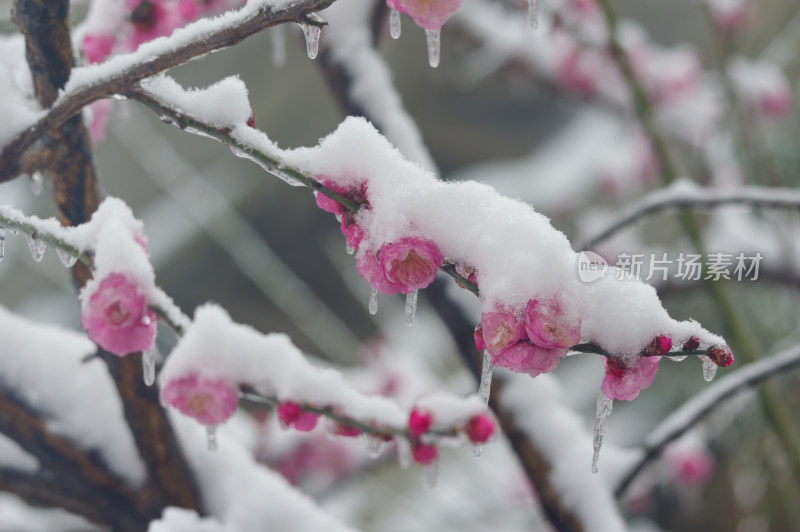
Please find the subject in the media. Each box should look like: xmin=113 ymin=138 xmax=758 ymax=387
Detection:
xmin=524 ymin=297 xmax=581 ymax=349
xmin=557 ymin=48 xmax=595 ymax=96
xmin=493 ymin=342 xmax=567 ymax=378
xmin=162 ymin=373 xmax=239 ymax=425
xmin=379 ymin=237 xmax=443 ymax=294
xmin=386 ymin=0 xmax=464 ymax=30
xmin=124 ymin=0 xmax=195 ymax=50
xmin=480 ymin=311 xmax=526 ymax=357
xmin=357 ymin=247 xmax=401 ymax=295
xmin=645 ymin=335 xmax=672 ymax=357
xmin=465 ymin=414 xmax=495 ymax=444
xmin=411 ymin=442 xmax=437 ymax=465
xmin=277 ymin=401 xmax=320 ymax=432
xmin=81 ymin=34 xmax=115 ymax=64
xmin=408 ymin=409 xmax=432 ymax=438
xmin=315 ymin=179 xmax=369 ymax=251
xmin=473 ymin=324 xmax=486 ymax=352
xmin=665 ymin=444 xmax=715 ymax=487
xmin=601 ymin=355 xmax=661 ymax=401
xmin=333 ymin=424 xmax=361 ymax=437
xmin=81 ymin=272 xmax=156 ymax=356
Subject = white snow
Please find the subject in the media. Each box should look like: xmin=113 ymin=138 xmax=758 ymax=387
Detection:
xmin=142 ymin=75 xmax=252 ymax=128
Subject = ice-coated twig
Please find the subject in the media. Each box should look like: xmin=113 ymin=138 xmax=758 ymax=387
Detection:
xmin=615 ymin=342 xmax=800 ymax=498
xmin=0 ymin=0 xmax=341 ymax=181
xmin=580 ymin=180 xmax=800 ymax=251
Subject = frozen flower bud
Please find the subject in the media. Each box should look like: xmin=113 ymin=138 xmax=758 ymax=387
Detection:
xmin=454 ymin=263 xmax=478 ymax=290
xmin=334 ymin=424 xmax=362 ymax=437
xmin=387 ymin=0 xmax=464 ymax=30
xmin=644 ymin=335 xmax=672 ymax=357
xmin=81 ymin=272 xmax=156 ymax=356
xmin=682 ymin=336 xmax=701 ymax=352
xmin=246 ymin=111 xmax=256 ymax=129
xmin=480 ymin=311 xmax=526 ymax=357
xmin=380 ymin=237 xmax=443 ymax=294
xmin=408 ymin=409 xmax=433 ymax=438
xmin=524 ymin=297 xmax=582 ymax=349
xmin=465 ymin=414 xmax=495 ymax=444
xmin=411 ymin=442 xmax=438 ymax=465
xmin=601 ymin=355 xmax=661 ymax=401
xmin=315 ymin=179 xmax=349 ymax=215
xmin=707 ymin=345 xmax=734 ymax=367
xmin=162 ymin=373 xmax=238 ymax=425
xmin=277 ymin=402 xmax=320 ymax=432
xmin=473 ymin=324 xmax=486 ymax=352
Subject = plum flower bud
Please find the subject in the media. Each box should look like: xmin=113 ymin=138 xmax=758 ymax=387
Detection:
xmin=334 ymin=424 xmax=361 ymax=437
xmin=601 ymin=355 xmax=661 ymax=401
xmin=380 ymin=237 xmax=443 ymax=294
xmin=408 ymin=409 xmax=432 ymax=438
xmin=277 ymin=402 xmax=320 ymax=432
xmin=707 ymin=345 xmax=734 ymax=368
xmin=465 ymin=414 xmax=495 ymax=444
xmin=81 ymin=273 xmax=156 ymax=356
xmin=162 ymin=373 xmax=238 ymax=425
xmin=524 ymin=297 xmax=581 ymax=349
xmin=411 ymin=442 xmax=438 ymax=465
xmin=493 ymin=342 xmax=567 ymax=378
xmin=644 ymin=335 xmax=672 ymax=357
xmin=473 ymin=324 xmax=486 ymax=352
xmin=480 ymin=311 xmax=526 ymax=357
xmin=386 ymin=0 xmax=464 ymax=30
xmin=682 ymin=336 xmax=701 ymax=352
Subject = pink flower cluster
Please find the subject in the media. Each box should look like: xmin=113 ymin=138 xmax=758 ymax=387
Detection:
xmin=81 ymin=273 xmax=157 ymax=356
xmin=407 ymin=408 xmax=495 ymax=465
xmin=386 ymin=0 xmax=464 ymax=30
xmin=474 ymin=297 xmax=581 ymax=378
xmin=358 ymin=237 xmax=443 ymax=295
xmin=161 ymin=372 xmax=239 ymax=425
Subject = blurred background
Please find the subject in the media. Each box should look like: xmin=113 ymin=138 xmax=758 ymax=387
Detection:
xmin=2 ymin=0 xmax=800 ymax=530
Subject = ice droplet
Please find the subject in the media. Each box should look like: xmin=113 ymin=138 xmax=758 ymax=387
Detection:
xmin=701 ymin=355 xmax=718 ymax=382
xmin=55 ymin=248 xmax=77 ymax=268
xmin=405 ymin=290 xmax=418 ymax=326
xmin=272 ymin=24 xmax=286 ymax=67
xmin=364 ymin=434 xmax=385 ymax=459
xmin=230 ymin=148 xmax=303 ymax=186
xmin=592 ymin=392 xmax=613 ymax=474
xmin=528 ymin=0 xmax=539 ymax=29
xmin=0 ymin=227 xmax=5 ymax=263
xmin=425 ymin=29 xmax=441 ymax=68
xmin=207 ymin=425 xmax=218 ymax=451
xmin=473 ymin=443 xmax=483 ymax=458
xmin=26 ymin=234 xmax=46 ymax=262
xmin=368 ymin=288 xmax=378 ymax=315
xmin=397 ymin=436 xmax=411 ymax=469
xmin=300 ymin=23 xmax=320 ymax=60
xmin=389 ymin=9 xmax=402 ymax=39
xmin=423 ymin=459 xmax=439 ymax=489
xmin=478 ymin=350 xmax=494 ymax=406
xmin=346 ymin=243 xmax=355 ymax=255
xmin=31 ymin=172 xmax=43 ymax=196
xmin=669 ymin=354 xmax=688 ymax=362
xmin=112 ymin=93 xmax=127 ymax=101
xmin=142 ymin=349 xmax=157 ymax=387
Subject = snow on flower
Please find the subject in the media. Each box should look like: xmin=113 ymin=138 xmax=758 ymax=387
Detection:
xmin=728 ymin=57 xmax=792 ymax=120
xmin=524 ymin=297 xmax=582 ymax=350
xmin=480 ymin=311 xmax=526 ymax=357
xmin=162 ymin=373 xmax=239 ymax=425
xmin=387 ymin=0 xmax=464 ymax=30
xmin=81 ymin=272 xmax=156 ymax=356
xmin=357 ymin=237 xmax=443 ymax=295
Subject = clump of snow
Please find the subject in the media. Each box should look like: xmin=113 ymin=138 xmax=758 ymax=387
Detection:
xmin=149 ymin=507 xmax=230 ymax=532
xmin=0 ymin=304 xmax=145 ymax=484
xmin=142 ymin=75 xmax=252 ymax=128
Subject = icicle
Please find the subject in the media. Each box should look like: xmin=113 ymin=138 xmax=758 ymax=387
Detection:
xmin=206 ymin=425 xmax=218 ymax=451
xmin=55 ymin=248 xmax=78 ymax=268
xmin=473 ymin=443 xmax=484 ymax=459
xmin=0 ymin=227 xmax=5 ymax=263
xmin=701 ymin=355 xmax=718 ymax=382
xmin=389 ymin=8 xmax=402 ymax=39
xmin=478 ymin=350 xmax=494 ymax=406
xmin=346 ymin=243 xmax=355 ymax=255
xmin=230 ymin=149 xmax=303 ymax=186
xmin=272 ymin=24 xmax=286 ymax=67
xmin=669 ymin=354 xmax=688 ymax=362
xmin=397 ymin=436 xmax=411 ymax=469
xmin=26 ymin=234 xmax=46 ymax=262
xmin=364 ymin=434 xmax=386 ymax=459
xmin=425 ymin=29 xmax=441 ymax=68
xmin=423 ymin=459 xmax=439 ymax=489
xmin=592 ymin=392 xmax=613 ymax=474
xmin=299 ymin=23 xmax=321 ymax=60
xmin=368 ymin=288 xmax=379 ymax=315
xmin=405 ymin=290 xmax=418 ymax=326
xmin=31 ymin=172 xmax=43 ymax=196
xmin=142 ymin=349 xmax=157 ymax=387
xmin=528 ymin=0 xmax=539 ymax=29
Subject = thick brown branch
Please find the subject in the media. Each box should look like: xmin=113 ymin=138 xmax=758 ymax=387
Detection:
xmin=0 ymin=0 xmax=339 ymax=182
